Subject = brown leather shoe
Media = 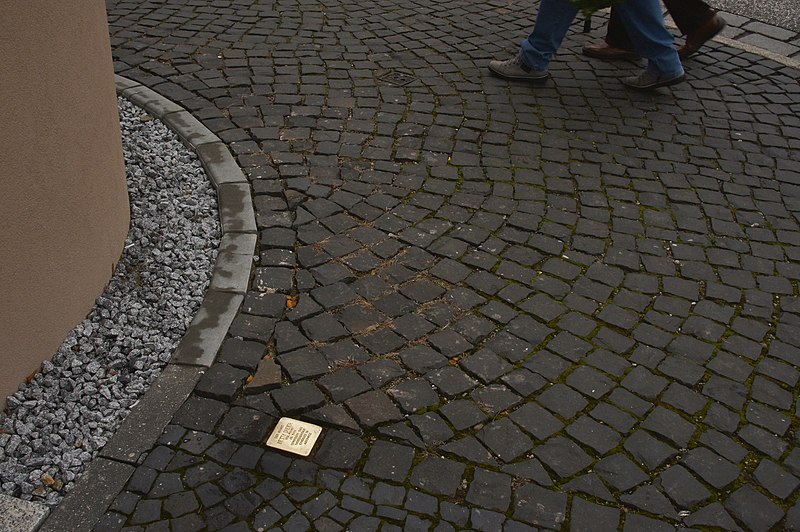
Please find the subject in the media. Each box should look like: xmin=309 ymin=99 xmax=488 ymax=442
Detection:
xmin=679 ymin=14 xmax=726 ymax=59
xmin=582 ymin=41 xmax=640 ymax=60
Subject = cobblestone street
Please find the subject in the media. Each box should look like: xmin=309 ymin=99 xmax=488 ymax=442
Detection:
xmin=79 ymin=0 xmax=800 ymax=529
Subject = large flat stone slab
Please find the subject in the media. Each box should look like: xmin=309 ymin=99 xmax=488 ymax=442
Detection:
xmin=38 ymin=458 xmax=134 ymax=532
xmin=0 ymin=494 xmax=49 ymax=532
xmin=99 ymin=364 xmax=202 ymax=464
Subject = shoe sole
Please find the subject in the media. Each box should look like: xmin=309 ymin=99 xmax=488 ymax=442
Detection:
xmin=488 ymin=65 xmax=549 ymax=82
xmin=623 ymin=73 xmax=686 ymax=90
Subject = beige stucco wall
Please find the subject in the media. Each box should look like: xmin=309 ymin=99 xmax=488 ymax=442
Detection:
xmin=0 ymin=2 xmax=130 ymax=404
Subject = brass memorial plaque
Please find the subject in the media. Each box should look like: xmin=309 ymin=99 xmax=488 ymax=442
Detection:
xmin=265 ymin=417 xmax=323 ymax=456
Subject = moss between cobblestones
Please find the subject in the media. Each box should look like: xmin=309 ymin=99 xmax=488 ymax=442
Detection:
xmin=289 ymin=220 xmax=800 ymax=529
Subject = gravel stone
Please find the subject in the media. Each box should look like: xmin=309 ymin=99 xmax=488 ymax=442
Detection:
xmin=0 ymin=98 xmax=219 ymax=504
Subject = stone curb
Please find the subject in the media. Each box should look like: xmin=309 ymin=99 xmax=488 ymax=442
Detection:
xmin=34 ymin=75 xmax=257 ymax=532
xmin=712 ymin=32 xmax=800 ymax=71
xmin=36 ymin=459 xmax=135 ymax=532
xmin=114 ymin=73 xmax=257 ymax=369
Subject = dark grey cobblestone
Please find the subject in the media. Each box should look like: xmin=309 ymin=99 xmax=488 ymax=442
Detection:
xmin=87 ymin=0 xmax=800 ymax=529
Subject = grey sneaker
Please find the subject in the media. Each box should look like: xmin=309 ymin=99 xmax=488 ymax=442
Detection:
xmin=488 ymin=52 xmax=549 ymax=81
xmin=622 ymin=69 xmax=685 ymax=90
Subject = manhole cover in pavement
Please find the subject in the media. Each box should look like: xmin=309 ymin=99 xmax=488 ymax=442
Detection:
xmin=266 ymin=417 xmax=323 ymax=456
xmin=379 ymin=71 xmax=416 ymax=86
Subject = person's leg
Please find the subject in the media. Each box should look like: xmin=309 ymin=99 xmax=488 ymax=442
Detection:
xmin=663 ymin=0 xmax=715 ymax=35
xmin=519 ymin=0 xmax=579 ymax=71
xmin=583 ymin=6 xmax=640 ymax=60
xmin=605 ymin=7 xmax=635 ymax=50
xmin=664 ymin=0 xmax=726 ymax=58
xmin=614 ymin=0 xmax=683 ymax=77
xmin=488 ymin=0 xmax=577 ymax=80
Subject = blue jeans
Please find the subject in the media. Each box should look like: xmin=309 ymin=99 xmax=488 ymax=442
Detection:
xmin=520 ymin=0 xmax=683 ymax=76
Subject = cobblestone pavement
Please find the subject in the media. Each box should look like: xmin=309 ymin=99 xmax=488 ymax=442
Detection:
xmin=100 ymin=0 xmax=800 ymax=530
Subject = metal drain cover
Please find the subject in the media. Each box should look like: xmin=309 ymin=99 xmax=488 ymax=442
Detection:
xmin=379 ymin=71 xmax=416 ymax=86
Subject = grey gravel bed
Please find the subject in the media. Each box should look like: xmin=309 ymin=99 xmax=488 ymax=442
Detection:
xmin=709 ymin=0 xmax=800 ymax=33
xmin=0 ymin=97 xmax=220 ymax=505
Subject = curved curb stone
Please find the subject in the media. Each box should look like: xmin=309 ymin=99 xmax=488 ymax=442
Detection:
xmin=35 ymin=75 xmax=256 ymax=532
xmin=712 ymin=32 xmax=800 ymax=70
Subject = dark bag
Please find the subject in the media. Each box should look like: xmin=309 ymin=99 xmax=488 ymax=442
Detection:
xmin=570 ymin=0 xmax=614 ymax=16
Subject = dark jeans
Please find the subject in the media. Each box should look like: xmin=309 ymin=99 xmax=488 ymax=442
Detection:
xmin=606 ymin=0 xmax=716 ymax=50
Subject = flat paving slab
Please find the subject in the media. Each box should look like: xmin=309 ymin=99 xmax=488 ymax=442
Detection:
xmin=100 ymin=364 xmax=202 ymax=464
xmin=0 ymin=494 xmax=49 ymax=532
xmin=38 ymin=458 xmax=134 ymax=532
